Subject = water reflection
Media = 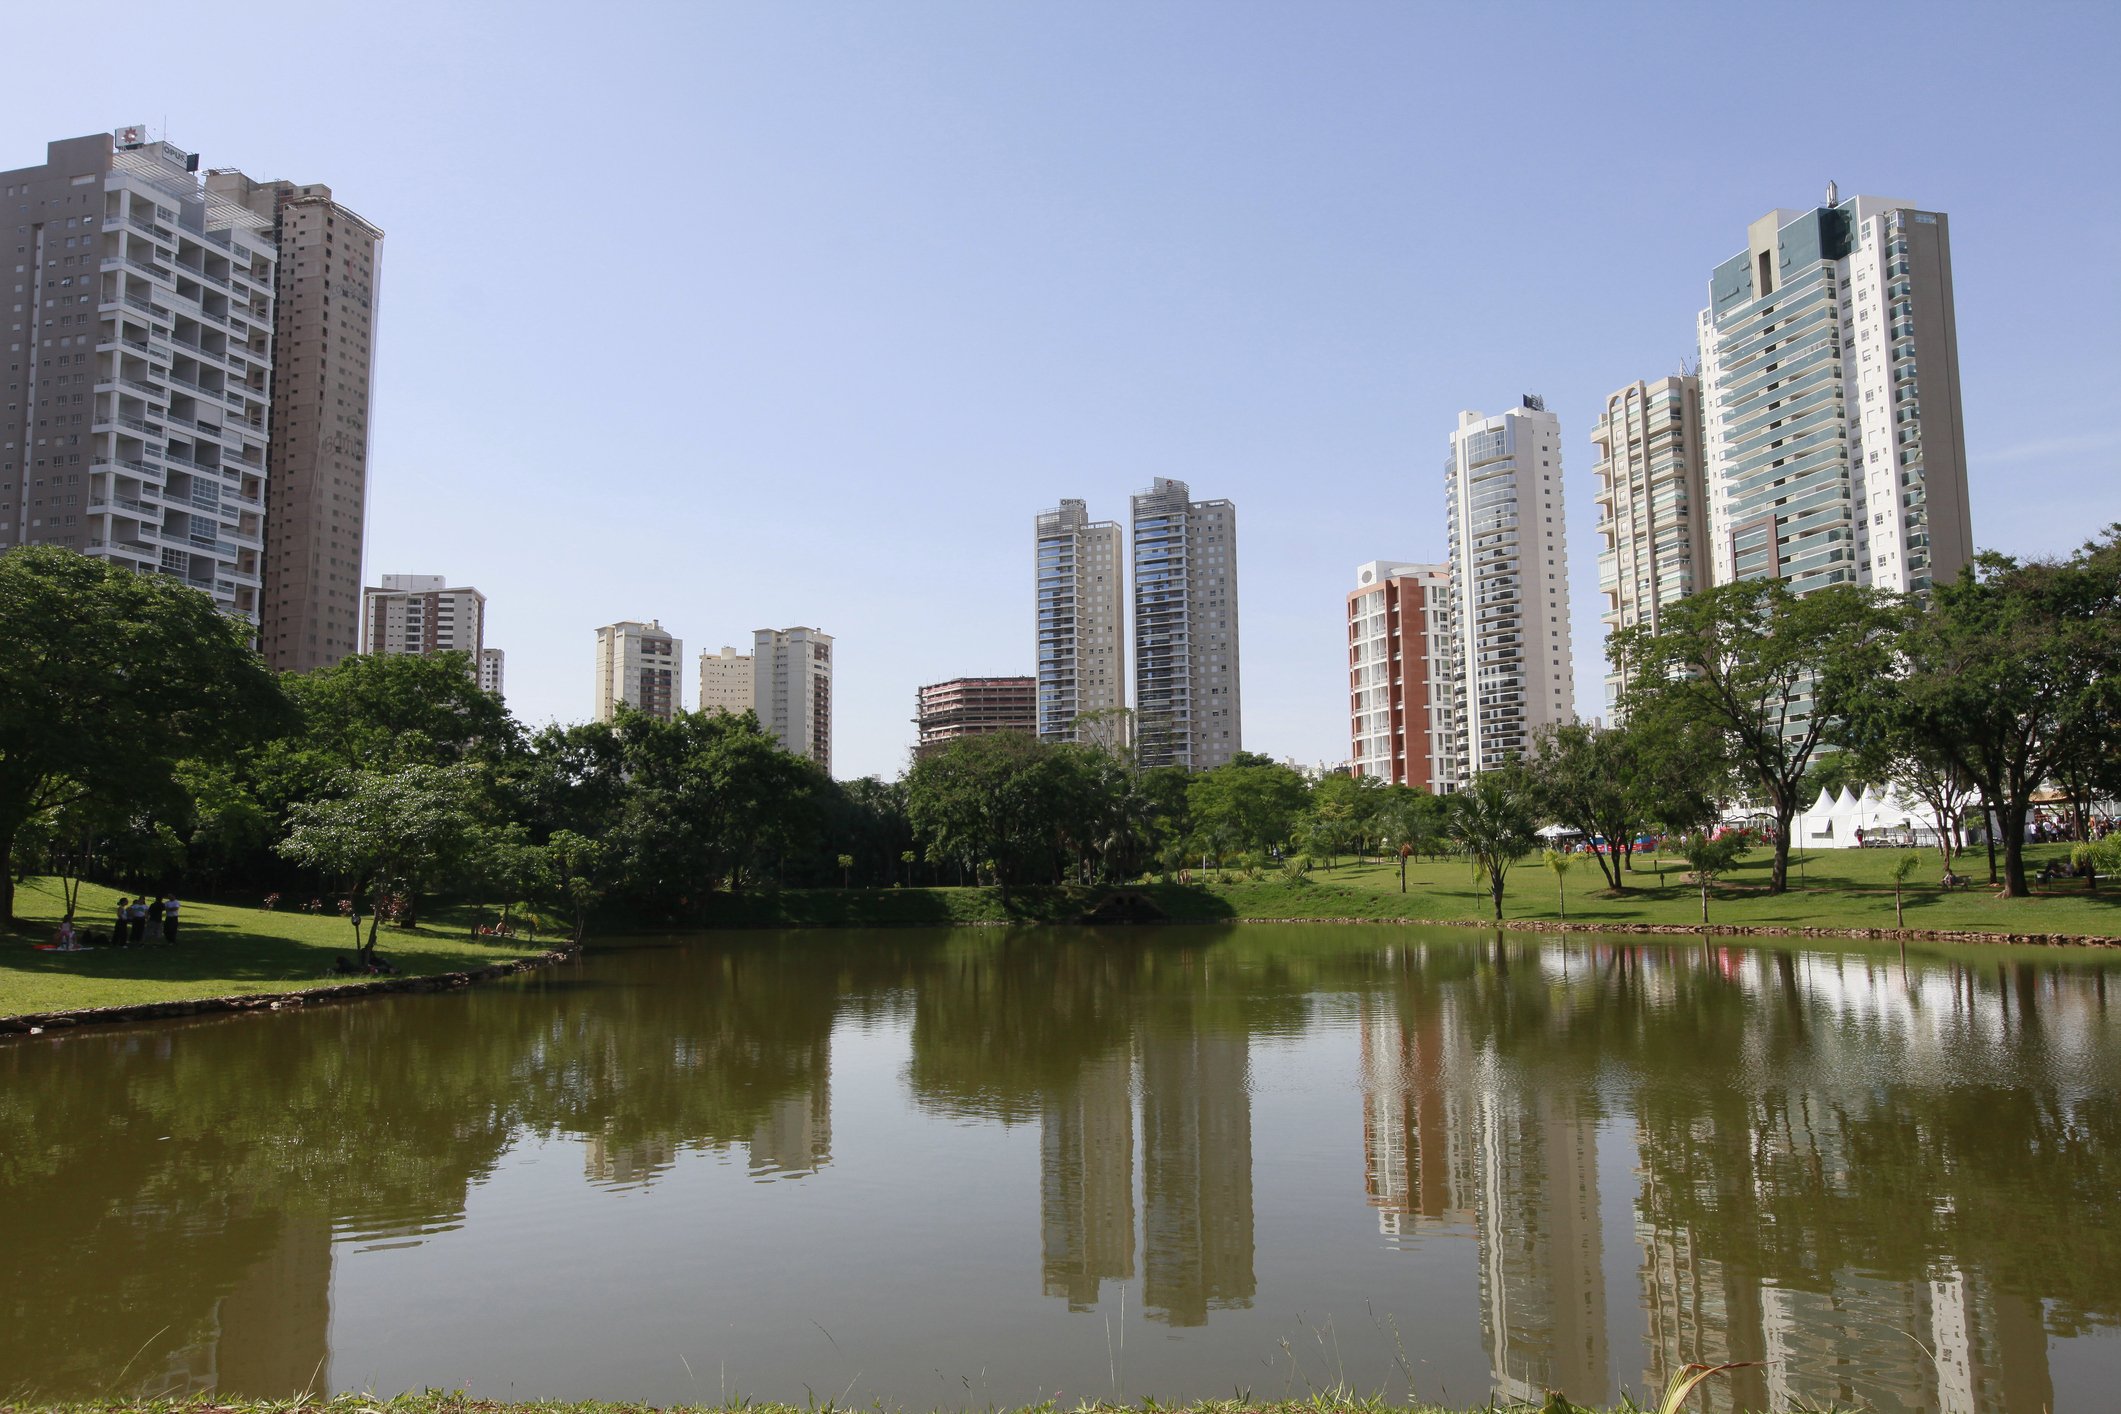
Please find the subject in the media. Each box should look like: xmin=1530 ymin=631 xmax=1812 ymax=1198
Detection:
xmin=2 ymin=929 xmax=2116 ymax=1412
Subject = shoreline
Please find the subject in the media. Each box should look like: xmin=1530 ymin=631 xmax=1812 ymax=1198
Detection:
xmin=11 ymin=906 xmax=2116 ymax=1038
xmin=0 ymin=942 xmax=578 ymax=1039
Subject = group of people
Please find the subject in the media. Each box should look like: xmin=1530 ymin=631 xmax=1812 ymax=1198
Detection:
xmin=110 ymin=895 xmax=182 ymax=946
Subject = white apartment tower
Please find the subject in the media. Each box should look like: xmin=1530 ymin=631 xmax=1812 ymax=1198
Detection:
xmin=477 ymin=647 xmax=504 ymax=698
xmin=1347 ymin=560 xmax=1453 ymax=792
xmin=698 ymin=645 xmax=755 ymax=717
xmin=361 ymin=573 xmax=486 ymax=662
xmin=1131 ymin=478 xmax=1240 ymax=770
xmin=1697 ymin=190 xmax=1972 ymax=595
xmin=1443 ymin=400 xmax=1576 ymax=784
xmin=595 ymin=619 xmax=681 ymax=722
xmin=754 ymin=626 xmax=832 ymax=772
xmin=1591 ymin=376 xmax=1707 ymax=710
xmin=2 ymin=130 xmax=277 ymax=619
xmin=1034 ymin=499 xmax=1126 ymax=747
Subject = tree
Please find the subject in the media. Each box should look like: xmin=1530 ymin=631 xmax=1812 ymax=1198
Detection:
xmin=1612 ymin=578 xmax=1898 ymax=894
xmin=1677 ymin=830 xmax=1749 ymax=925
xmin=1883 ymin=531 xmax=2121 ymax=897
xmin=1543 ymin=847 xmax=1573 ymax=920
xmin=275 ymin=765 xmax=476 ymax=961
xmin=0 ymin=547 xmax=289 ymax=922
xmin=1187 ymin=756 xmax=1311 ymax=861
xmin=1891 ymin=852 xmax=1922 ymax=927
xmin=837 ymin=853 xmax=855 ymax=888
xmin=905 ymin=732 xmax=1104 ymax=887
xmin=1448 ymin=768 xmax=1538 ymax=921
xmin=1372 ymin=785 xmax=1442 ymax=892
xmin=537 ymin=829 xmax=605 ymax=943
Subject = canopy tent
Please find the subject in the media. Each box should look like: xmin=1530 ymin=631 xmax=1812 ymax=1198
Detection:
xmin=1536 ymin=824 xmax=1582 ymax=839
xmin=1792 ymin=785 xmax=1954 ymax=849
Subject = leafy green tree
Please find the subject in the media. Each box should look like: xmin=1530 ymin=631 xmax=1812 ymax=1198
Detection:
xmin=275 ymin=764 xmax=476 ymax=961
xmin=1448 ymin=767 xmax=1538 ymax=920
xmin=1187 ymin=756 xmax=1310 ymax=860
xmin=1676 ymin=829 xmax=1749 ymax=925
xmin=1883 ymin=531 xmax=2121 ymax=896
xmin=0 ymin=547 xmax=289 ymax=922
xmin=904 ymin=731 xmax=1104 ymax=887
xmin=1371 ymin=784 xmax=1442 ymax=892
xmin=538 ymin=829 xmax=605 ymax=943
xmin=1612 ymin=578 xmax=1898 ymax=894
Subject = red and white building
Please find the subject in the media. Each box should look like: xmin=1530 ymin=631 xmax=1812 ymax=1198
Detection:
xmin=1346 ymin=560 xmax=1453 ymax=792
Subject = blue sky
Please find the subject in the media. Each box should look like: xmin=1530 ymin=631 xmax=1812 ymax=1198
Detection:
xmin=8 ymin=1 xmax=2118 ymax=779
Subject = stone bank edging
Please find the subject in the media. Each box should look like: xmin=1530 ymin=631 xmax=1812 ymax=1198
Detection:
xmin=1216 ymin=916 xmax=2121 ymax=947
xmin=0 ymin=943 xmax=580 ymax=1038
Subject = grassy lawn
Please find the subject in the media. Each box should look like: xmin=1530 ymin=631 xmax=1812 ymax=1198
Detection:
xmin=1179 ymin=839 xmax=2121 ymax=936
xmin=1 ymin=877 xmax=556 ymax=1018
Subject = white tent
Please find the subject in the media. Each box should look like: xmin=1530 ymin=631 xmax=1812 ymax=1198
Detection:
xmin=1793 ymin=784 xmax=1950 ymax=849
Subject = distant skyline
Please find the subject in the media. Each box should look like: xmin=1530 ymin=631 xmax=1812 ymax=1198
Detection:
xmin=5 ymin=2 xmax=2116 ymax=778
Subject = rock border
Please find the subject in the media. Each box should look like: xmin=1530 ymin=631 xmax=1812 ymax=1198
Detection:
xmin=0 ymin=943 xmax=580 ymax=1039
xmin=1208 ymin=915 xmax=2121 ymax=947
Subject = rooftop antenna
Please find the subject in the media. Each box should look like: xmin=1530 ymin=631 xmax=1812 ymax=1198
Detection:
xmin=1825 ymin=179 xmax=1839 ymax=207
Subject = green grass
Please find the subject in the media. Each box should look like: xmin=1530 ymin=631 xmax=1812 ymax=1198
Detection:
xmin=691 ymin=843 xmax=2119 ymax=939
xmin=1 ymin=877 xmax=559 ymax=1018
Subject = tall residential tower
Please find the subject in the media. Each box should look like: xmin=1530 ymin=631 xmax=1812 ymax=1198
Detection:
xmin=1591 ymin=376 xmax=1706 ymax=709
xmin=207 ymin=170 xmax=381 ymax=671
xmin=1131 ymin=478 xmax=1240 ymax=770
xmin=594 ymin=619 xmax=681 ymax=722
xmin=3 ymin=130 xmax=276 ymax=619
xmin=1697 ymin=191 xmax=1972 ymax=595
xmin=1346 ymin=560 xmax=1452 ymax=791
xmin=361 ymin=573 xmax=485 ymax=661
xmin=1034 ymin=499 xmax=1126 ymax=748
xmin=1443 ymin=400 xmax=1575 ymax=784
xmin=754 ymin=626 xmax=832 ymax=772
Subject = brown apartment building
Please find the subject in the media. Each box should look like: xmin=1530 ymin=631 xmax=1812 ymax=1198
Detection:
xmin=915 ymin=676 xmax=1036 ymax=759
xmin=1347 ymin=560 xmax=1453 ymax=792
xmin=207 ymin=169 xmax=382 ymax=672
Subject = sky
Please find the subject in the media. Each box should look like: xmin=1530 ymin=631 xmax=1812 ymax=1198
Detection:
xmin=7 ymin=1 xmax=2119 ymax=779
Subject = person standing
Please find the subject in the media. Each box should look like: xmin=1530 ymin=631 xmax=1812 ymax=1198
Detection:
xmin=114 ymin=897 xmax=132 ymax=946
xmin=163 ymin=896 xmax=181 ymax=944
xmin=128 ymin=896 xmax=148 ymax=945
xmin=146 ymin=896 xmax=166 ymax=940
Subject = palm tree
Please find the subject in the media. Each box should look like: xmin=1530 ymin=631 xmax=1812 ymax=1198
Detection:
xmin=1449 ymin=770 xmax=1539 ymax=921
xmin=1543 ymin=847 xmax=1573 ymax=920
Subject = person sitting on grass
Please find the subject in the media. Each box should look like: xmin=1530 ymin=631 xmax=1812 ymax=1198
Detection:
xmin=54 ymin=917 xmax=77 ymax=951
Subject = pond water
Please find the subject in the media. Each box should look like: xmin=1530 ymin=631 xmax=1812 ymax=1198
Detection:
xmin=4 ymin=925 xmax=2119 ymax=1412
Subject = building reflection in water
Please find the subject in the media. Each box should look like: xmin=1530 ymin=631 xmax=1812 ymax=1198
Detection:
xmin=1356 ymin=940 xmax=2071 ymax=1414
xmin=1140 ymin=1030 xmax=1254 ymax=1327
xmin=1041 ymin=1050 xmax=1135 ymax=1308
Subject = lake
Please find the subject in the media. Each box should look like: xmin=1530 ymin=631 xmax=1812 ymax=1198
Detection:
xmin=3 ymin=925 xmax=2117 ymax=1411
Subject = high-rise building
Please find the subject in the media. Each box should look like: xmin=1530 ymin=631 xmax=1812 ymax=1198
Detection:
xmin=915 ymin=675 xmax=1037 ymax=759
xmin=206 ymin=169 xmax=381 ymax=672
xmin=361 ymin=573 xmax=485 ymax=660
xmin=477 ymin=647 xmax=504 ymax=698
xmin=2 ymin=130 xmax=277 ymax=619
xmin=1347 ymin=560 xmax=1453 ymax=791
xmin=1034 ymin=499 xmax=1126 ymax=747
xmin=1443 ymin=400 xmax=1576 ymax=784
xmin=594 ymin=619 xmax=680 ymax=722
xmin=1697 ymin=190 xmax=1972 ymax=596
xmin=754 ymin=626 xmax=832 ymax=771
xmin=1130 ymin=478 xmax=1240 ymax=770
xmin=697 ymin=645 xmax=754 ymax=716
xmin=1591 ymin=376 xmax=1707 ymax=709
